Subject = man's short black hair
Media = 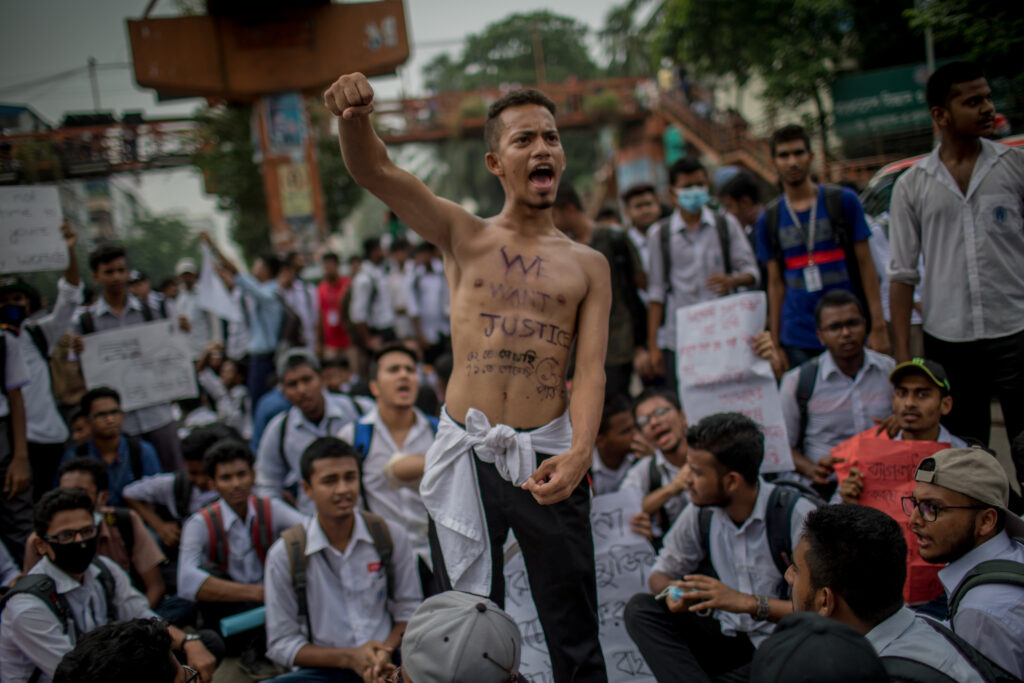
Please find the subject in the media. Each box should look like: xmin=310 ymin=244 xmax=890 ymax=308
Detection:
xmin=484 ymin=89 xmax=557 ymax=153
xmin=321 ymin=251 xmax=340 ymax=264
xmin=80 ymin=386 xmax=121 ymax=417
xmin=596 ymin=206 xmax=620 ymax=223
xmin=668 ymin=157 xmax=707 ymax=186
xmin=413 ymin=241 xmax=435 ymax=257
xmin=632 ymin=388 xmax=681 ymax=416
xmin=926 ymin=61 xmax=986 ymax=109
xmin=686 ymin=412 xmax=764 ymax=485
xmin=58 ymin=457 xmax=110 ymax=493
xmin=813 ymin=289 xmax=865 ymax=328
xmin=622 ymin=183 xmax=657 ymax=204
xmin=34 ymin=487 xmax=94 ymax=538
xmin=554 ymin=183 xmax=583 ymax=211
xmin=719 ymin=172 xmax=761 ymax=204
xmin=300 ymin=436 xmax=361 ymax=484
xmin=322 ymin=357 xmax=351 ymax=371
xmin=257 ymin=252 xmax=283 ymax=278
xmin=203 ymin=439 xmax=255 ymax=479
xmin=600 ymin=394 xmax=633 ymax=434
xmin=370 ymin=341 xmax=419 ymax=381
xmin=770 ymin=124 xmax=812 ymax=157
xmin=53 ymin=618 xmax=178 ymax=683
xmin=363 ymin=237 xmax=382 ymax=259
xmin=802 ymin=504 xmax=907 ymax=625
xmin=390 ymin=237 xmax=411 ymax=254
xmin=88 ymin=243 xmax=126 ymax=272
xmin=182 ymin=423 xmax=242 ymax=463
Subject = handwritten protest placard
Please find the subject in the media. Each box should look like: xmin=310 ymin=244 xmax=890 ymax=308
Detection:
xmin=833 ymin=429 xmax=950 ymax=604
xmin=80 ymin=320 xmax=198 ymax=412
xmin=0 ymin=185 xmax=68 ymax=274
xmin=503 ymin=489 xmax=656 ymax=683
xmin=675 ymin=292 xmax=793 ymax=472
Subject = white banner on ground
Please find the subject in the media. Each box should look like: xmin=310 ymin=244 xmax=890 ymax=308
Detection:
xmin=503 ymin=489 xmax=656 ymax=683
xmin=0 ymin=185 xmax=68 ymax=274
xmin=80 ymin=319 xmax=198 ymax=412
xmin=675 ymin=291 xmax=794 ymax=473
xmin=197 ymin=243 xmax=243 ymax=323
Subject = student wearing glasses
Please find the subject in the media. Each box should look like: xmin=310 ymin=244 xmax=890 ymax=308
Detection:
xmin=0 ymin=489 xmax=219 ymax=683
xmin=778 ymin=290 xmax=896 ymax=497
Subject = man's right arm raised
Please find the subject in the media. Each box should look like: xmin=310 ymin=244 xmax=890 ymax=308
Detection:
xmin=324 ymin=72 xmax=477 ymax=253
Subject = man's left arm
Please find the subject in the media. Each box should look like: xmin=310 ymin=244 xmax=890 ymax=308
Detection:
xmin=854 ymin=239 xmax=890 ymax=355
xmin=523 ymin=250 xmax=611 ymax=505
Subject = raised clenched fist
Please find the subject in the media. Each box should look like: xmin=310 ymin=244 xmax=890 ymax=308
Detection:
xmin=323 ymin=72 xmax=375 ymax=120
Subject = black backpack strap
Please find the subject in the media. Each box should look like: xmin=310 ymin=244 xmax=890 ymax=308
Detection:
xmin=949 ymin=559 xmax=1024 ymax=620
xmin=921 ymin=616 xmax=1020 ymax=682
xmin=0 ymin=574 xmax=74 ymax=636
xmin=126 ymin=436 xmax=143 ymax=481
xmin=882 ymin=656 xmax=960 ymax=683
xmin=361 ymin=510 xmax=395 ymax=601
xmin=765 ymin=486 xmax=800 ymax=577
xmin=714 ymin=213 xmax=733 ymax=275
xmin=795 ymin=357 xmax=820 ymax=452
xmin=694 ymin=507 xmax=719 ymax=579
xmin=107 ymin=507 xmax=135 ymax=558
xmin=648 ymin=458 xmax=670 ymax=537
xmin=79 ymin=310 xmax=95 ymax=335
xmin=173 ymin=470 xmax=192 ymax=519
xmin=277 ymin=411 xmax=291 ymax=474
xmin=92 ymin=559 xmax=119 ymax=622
xmin=281 ymin=523 xmax=312 ymax=639
xmin=763 ymin=196 xmax=784 ymax=267
xmin=658 ymin=217 xmax=673 ymax=296
xmin=25 ymin=322 xmax=48 ymax=358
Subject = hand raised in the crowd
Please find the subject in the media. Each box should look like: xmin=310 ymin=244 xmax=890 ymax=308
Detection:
xmin=648 ymin=347 xmax=666 ymax=377
xmin=71 ymin=334 xmax=85 ymax=354
xmin=178 ymin=315 xmax=191 ymax=333
xmin=198 ymin=231 xmax=214 ymax=247
xmin=629 ymin=512 xmax=653 ymax=541
xmin=873 ymin=414 xmax=900 ymax=438
xmin=60 ymin=219 xmax=76 ymax=249
xmin=678 ymin=574 xmax=754 ymax=615
xmin=838 ymin=467 xmax=864 ymax=504
xmin=706 ymin=273 xmax=733 ymax=296
xmin=668 ymin=464 xmax=692 ymax=496
xmin=867 ymin=325 xmax=892 ymax=355
xmin=750 ymin=331 xmax=784 ymax=379
xmin=522 ymin=449 xmax=589 ymax=505
xmin=183 ymin=637 xmax=217 ymax=683
xmin=811 ymin=455 xmax=843 ymax=486
xmin=324 ymin=73 xmax=376 ymax=120
xmin=633 ymin=347 xmax=653 ymax=380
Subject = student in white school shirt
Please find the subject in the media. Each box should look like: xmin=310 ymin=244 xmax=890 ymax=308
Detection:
xmin=337 ymin=343 xmax=437 ymax=593
xmin=254 ymin=350 xmax=372 ymax=514
xmin=264 ymin=437 xmax=421 ymax=682
xmin=591 ymin=394 xmax=638 ymax=496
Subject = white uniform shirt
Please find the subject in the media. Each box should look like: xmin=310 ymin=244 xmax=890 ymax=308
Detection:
xmin=780 ymin=349 xmax=894 ymax=464
xmin=255 ymin=393 xmax=369 ymax=514
xmin=122 ymin=472 xmax=220 ymax=519
xmin=652 ymin=480 xmax=816 ymax=646
xmin=198 ymin=368 xmax=252 ymax=439
xmin=591 ymin=449 xmax=636 ymax=496
xmin=175 ymin=285 xmax=217 ymax=358
xmin=387 ymin=260 xmax=415 ymax=339
xmin=176 ymin=496 xmax=308 ymax=601
xmin=338 ymin=408 xmax=436 ymax=562
xmin=349 ymin=261 xmax=396 ymax=330
xmin=264 ymin=513 xmax=422 ymax=668
xmin=0 ymin=556 xmax=156 ymax=683
xmin=281 ymin=280 xmax=318 ymax=352
xmin=866 ymin=606 xmax=985 ymax=683
xmin=620 ymin=451 xmax=689 ymax=528
xmin=405 ymin=263 xmax=451 ymax=344
xmin=0 ymin=329 xmax=30 ymax=418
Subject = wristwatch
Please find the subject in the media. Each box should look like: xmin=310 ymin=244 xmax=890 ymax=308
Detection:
xmin=181 ymin=633 xmax=203 ymax=650
xmin=754 ymin=594 xmax=771 ymax=621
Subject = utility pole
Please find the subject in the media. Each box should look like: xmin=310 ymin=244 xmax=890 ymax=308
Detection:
xmin=531 ymin=27 xmax=546 ymax=85
xmin=88 ymin=57 xmax=101 ymax=111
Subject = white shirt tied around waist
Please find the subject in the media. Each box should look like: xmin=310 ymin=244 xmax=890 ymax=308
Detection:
xmin=419 ymin=406 xmax=573 ymax=596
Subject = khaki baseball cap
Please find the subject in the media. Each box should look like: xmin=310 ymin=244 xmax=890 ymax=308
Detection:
xmin=914 ymin=448 xmax=1024 ymax=538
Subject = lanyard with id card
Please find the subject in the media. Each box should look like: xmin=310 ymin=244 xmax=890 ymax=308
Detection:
xmin=784 ymin=191 xmax=822 ymax=292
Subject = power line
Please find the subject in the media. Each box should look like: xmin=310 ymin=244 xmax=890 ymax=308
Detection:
xmin=0 ymin=62 xmax=132 ymax=97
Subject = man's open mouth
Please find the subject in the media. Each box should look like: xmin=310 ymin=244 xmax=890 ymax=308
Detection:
xmin=529 ymin=165 xmax=554 ymax=191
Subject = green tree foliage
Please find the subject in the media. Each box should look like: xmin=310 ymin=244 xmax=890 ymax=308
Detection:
xmin=121 ymin=215 xmax=199 ymax=284
xmin=599 ymin=0 xmax=663 ymax=78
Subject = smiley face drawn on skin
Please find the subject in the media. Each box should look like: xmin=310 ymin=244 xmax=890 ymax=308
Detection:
xmin=535 ymin=357 xmax=560 ymax=399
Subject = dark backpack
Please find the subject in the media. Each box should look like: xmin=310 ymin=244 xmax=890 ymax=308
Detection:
xmin=0 ymin=560 xmax=117 ymax=683
xmin=655 ymin=212 xmax=732 ymax=325
xmin=281 ymin=509 xmax=395 ymax=640
xmin=646 ymin=457 xmax=673 ymax=549
xmin=198 ymin=497 xmax=275 ymax=572
xmin=696 ymin=481 xmax=824 ymax=598
xmin=606 ymin=229 xmax=648 ymax=349
xmin=78 ymin=436 xmax=144 ymax=482
xmin=794 ymin=356 xmax=821 ymax=453
xmin=172 ymin=470 xmax=193 ymax=520
xmin=275 ymin=399 xmax=369 ymax=476
xmin=762 ymin=184 xmax=871 ymax=330
xmin=79 ymin=300 xmax=156 ymax=335
xmin=276 ymin=293 xmax=307 ymax=350
xmin=948 ymin=557 xmax=1024 ymax=620
xmin=881 ymin=616 xmax=1022 ymax=683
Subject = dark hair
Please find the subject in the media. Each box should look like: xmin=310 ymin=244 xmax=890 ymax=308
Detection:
xmin=223 ymin=356 xmax=248 ymax=380
xmin=632 ymin=388 xmax=681 ymax=416
xmin=668 ymin=157 xmax=707 ymax=186
xmin=554 ymin=183 xmax=583 ymax=211
xmin=257 ymin=252 xmax=283 ymax=278
xmin=22 ymin=281 xmax=42 ymax=314
xmin=81 ymin=387 xmax=121 ymax=417
xmin=53 ymin=618 xmax=177 ymax=683
xmin=484 ymin=89 xmax=557 ymax=152
xmin=88 ymin=244 xmax=127 ymax=272
xmin=622 ymin=183 xmax=657 ymax=204
xmin=596 ymin=206 xmax=620 ymax=223
xmin=413 ymin=241 xmax=436 ymax=257
xmin=363 ymin=237 xmax=381 ymax=259
xmin=157 ymin=278 xmax=176 ymax=292
xmin=370 ymin=341 xmax=419 ymax=381
xmin=600 ymin=394 xmax=633 ymax=434
xmin=802 ymin=505 xmax=907 ymax=625
xmin=203 ymin=439 xmax=255 ymax=479
xmin=321 ymin=252 xmax=340 ymax=264
xmin=182 ymin=423 xmax=242 ymax=463
xmin=390 ymin=237 xmax=411 ymax=254
xmin=300 ymin=436 xmax=361 ymax=484
xmin=58 ymin=456 xmax=110 ymax=493
xmin=321 ymin=357 xmax=351 ymax=371
xmin=926 ymin=61 xmax=986 ymax=109
xmin=34 ymin=488 xmax=95 ymax=537
xmin=770 ymin=124 xmax=812 ymax=157
xmin=813 ymin=289 xmax=865 ymax=328
xmin=278 ymin=348 xmax=321 ymax=379
xmin=284 ymin=250 xmax=302 ymax=268
xmin=686 ymin=412 xmax=764 ymax=485
xmin=719 ymin=172 xmax=761 ymax=204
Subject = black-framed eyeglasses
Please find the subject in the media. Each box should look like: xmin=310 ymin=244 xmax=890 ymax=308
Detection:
xmin=43 ymin=524 xmax=98 ymax=545
xmin=819 ymin=318 xmax=866 ymax=334
xmin=901 ymin=496 xmax=989 ymax=523
xmin=636 ymin=406 xmax=673 ymax=429
xmin=90 ymin=408 xmax=123 ymax=421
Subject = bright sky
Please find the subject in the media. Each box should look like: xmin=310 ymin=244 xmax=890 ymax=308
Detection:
xmin=0 ymin=0 xmax=625 ymax=239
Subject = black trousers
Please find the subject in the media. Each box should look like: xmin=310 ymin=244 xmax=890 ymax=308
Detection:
xmin=28 ymin=441 xmax=66 ymax=502
xmin=624 ymin=593 xmax=753 ymax=683
xmin=925 ymin=330 xmax=1024 ymax=458
xmin=604 ymin=362 xmax=633 ymax=399
xmin=429 ymin=451 xmax=607 ymax=683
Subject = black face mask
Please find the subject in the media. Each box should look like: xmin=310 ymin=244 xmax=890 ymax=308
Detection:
xmin=49 ymin=536 xmax=98 ymax=575
xmin=0 ymin=304 xmax=27 ymax=330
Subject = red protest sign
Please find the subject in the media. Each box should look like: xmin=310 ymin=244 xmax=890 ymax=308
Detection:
xmin=833 ymin=429 xmax=951 ymax=605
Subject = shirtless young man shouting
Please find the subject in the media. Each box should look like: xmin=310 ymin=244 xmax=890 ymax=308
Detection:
xmin=325 ymin=73 xmax=611 ymax=681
